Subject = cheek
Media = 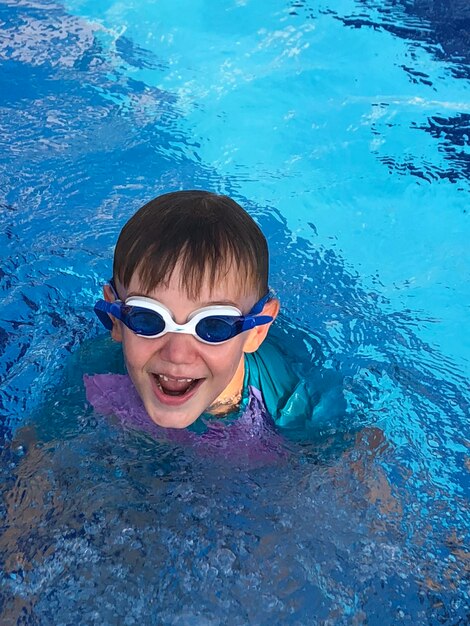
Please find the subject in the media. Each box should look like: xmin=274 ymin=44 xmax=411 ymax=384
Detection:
xmin=121 ymin=332 xmax=155 ymax=369
xmin=205 ymin=338 xmax=245 ymax=378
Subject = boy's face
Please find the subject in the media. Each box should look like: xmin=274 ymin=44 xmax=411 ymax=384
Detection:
xmin=107 ymin=264 xmax=276 ymax=429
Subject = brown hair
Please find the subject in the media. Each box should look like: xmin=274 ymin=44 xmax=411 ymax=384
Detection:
xmin=113 ymin=190 xmax=269 ymax=298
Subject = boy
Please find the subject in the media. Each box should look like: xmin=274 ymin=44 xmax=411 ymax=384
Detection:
xmin=93 ymin=190 xmax=333 ymax=431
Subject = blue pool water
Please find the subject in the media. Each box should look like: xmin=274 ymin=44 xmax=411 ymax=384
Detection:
xmin=1 ymin=0 xmax=469 ymax=623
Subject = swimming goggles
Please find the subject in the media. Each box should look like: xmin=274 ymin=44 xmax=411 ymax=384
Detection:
xmin=94 ymin=281 xmax=274 ymax=345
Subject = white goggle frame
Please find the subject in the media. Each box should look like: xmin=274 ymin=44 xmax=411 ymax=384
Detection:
xmin=125 ymin=296 xmax=243 ymax=344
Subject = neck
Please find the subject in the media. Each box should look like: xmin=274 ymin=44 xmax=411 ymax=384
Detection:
xmin=208 ymin=357 xmax=245 ymax=415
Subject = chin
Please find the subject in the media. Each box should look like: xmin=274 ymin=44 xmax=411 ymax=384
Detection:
xmin=145 ymin=406 xmax=198 ymax=430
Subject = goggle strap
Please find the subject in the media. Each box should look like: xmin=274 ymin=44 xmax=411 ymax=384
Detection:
xmin=108 ymin=278 xmax=119 ymax=299
xmin=241 ymin=314 xmax=273 ymax=332
xmin=94 ymin=300 xmax=114 ymax=330
xmin=94 ymin=299 xmax=123 ymax=330
xmin=250 ymin=314 xmax=273 ymax=327
xmin=249 ymin=289 xmax=275 ymax=315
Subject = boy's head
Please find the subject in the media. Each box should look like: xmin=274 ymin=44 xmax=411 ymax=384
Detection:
xmin=98 ymin=190 xmax=279 ymax=429
xmin=113 ymin=190 xmax=268 ymax=301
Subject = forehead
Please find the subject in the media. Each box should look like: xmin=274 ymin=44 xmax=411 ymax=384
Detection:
xmin=127 ymin=259 xmax=259 ymax=306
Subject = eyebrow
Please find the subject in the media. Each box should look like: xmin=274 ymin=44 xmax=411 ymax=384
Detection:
xmin=198 ymin=299 xmax=240 ymax=308
xmin=125 ymin=292 xmax=240 ymax=309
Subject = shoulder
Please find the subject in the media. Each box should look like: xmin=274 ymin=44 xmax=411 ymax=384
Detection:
xmin=244 ymin=317 xmax=311 ymax=423
xmin=245 ymin=316 xmax=346 ymax=430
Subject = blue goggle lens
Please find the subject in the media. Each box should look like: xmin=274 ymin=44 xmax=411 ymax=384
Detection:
xmin=195 ymin=317 xmax=242 ymax=343
xmin=126 ymin=307 xmax=166 ymax=336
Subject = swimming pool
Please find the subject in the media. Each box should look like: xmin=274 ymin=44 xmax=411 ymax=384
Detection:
xmin=1 ymin=0 xmax=469 ymax=623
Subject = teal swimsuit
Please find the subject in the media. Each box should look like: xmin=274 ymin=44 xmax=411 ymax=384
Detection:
xmin=239 ymin=326 xmax=345 ymax=431
xmin=243 ymin=339 xmax=315 ymax=427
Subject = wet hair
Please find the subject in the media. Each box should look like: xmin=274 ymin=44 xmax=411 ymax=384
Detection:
xmin=113 ymin=190 xmax=269 ymax=298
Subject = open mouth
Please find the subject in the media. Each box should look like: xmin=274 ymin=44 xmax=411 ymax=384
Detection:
xmin=152 ymin=373 xmax=202 ymax=398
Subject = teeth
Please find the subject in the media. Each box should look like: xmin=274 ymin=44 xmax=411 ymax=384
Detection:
xmin=158 ymin=374 xmax=194 ymax=383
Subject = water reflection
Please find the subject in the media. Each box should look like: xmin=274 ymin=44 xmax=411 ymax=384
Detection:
xmin=0 ymin=0 xmax=469 ymax=623
xmin=1 ymin=412 xmax=467 ymax=623
xmin=330 ymin=0 xmax=470 ymax=186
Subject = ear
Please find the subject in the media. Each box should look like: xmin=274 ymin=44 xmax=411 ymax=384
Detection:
xmin=243 ymin=297 xmax=280 ymax=354
xmin=103 ymin=284 xmax=123 ymax=343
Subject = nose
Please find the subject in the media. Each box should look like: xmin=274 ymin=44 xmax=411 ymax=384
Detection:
xmin=158 ymin=331 xmax=200 ymax=365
